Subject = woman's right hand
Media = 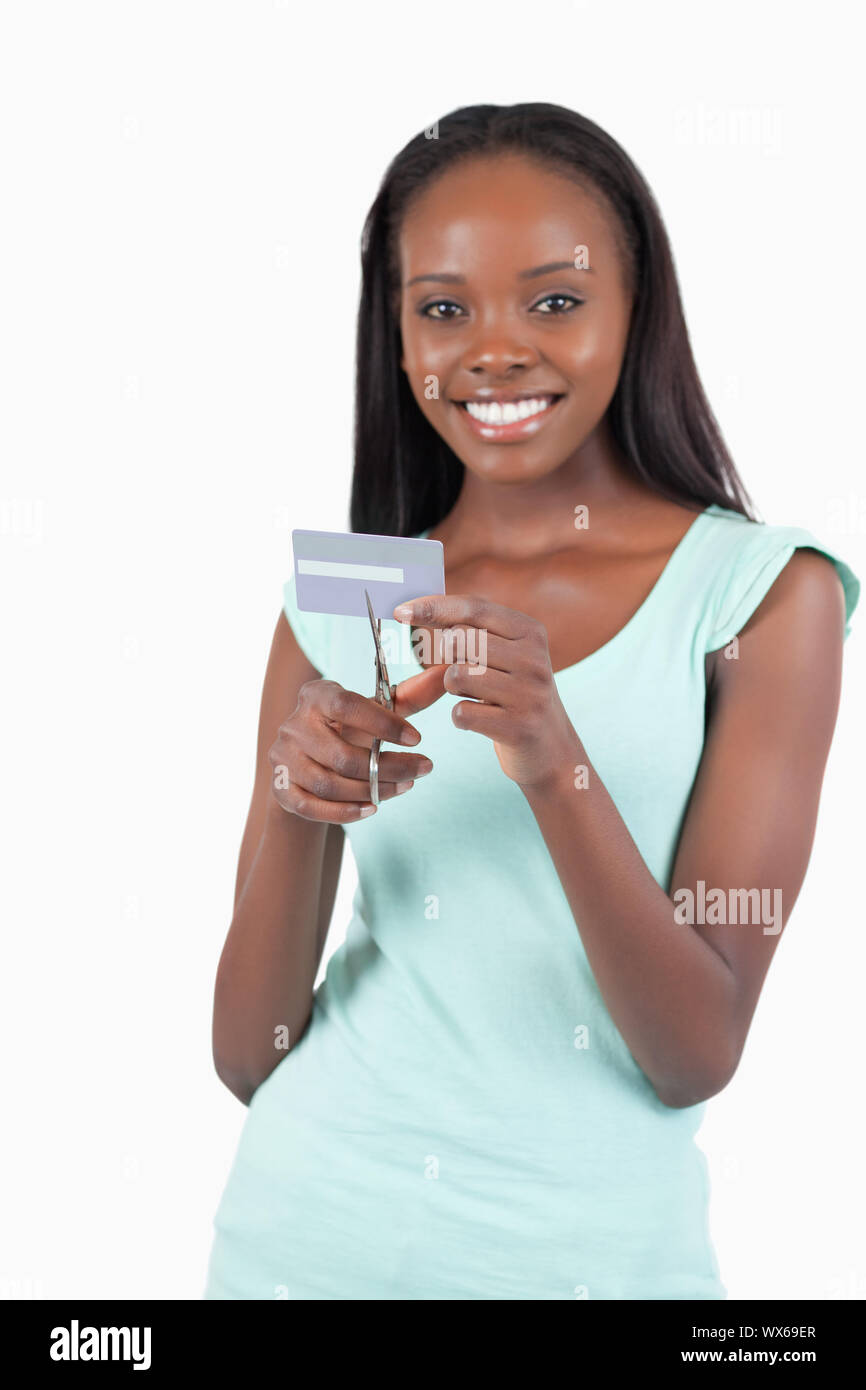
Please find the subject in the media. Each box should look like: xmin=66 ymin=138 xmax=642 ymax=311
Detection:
xmin=268 ymin=666 xmax=447 ymax=823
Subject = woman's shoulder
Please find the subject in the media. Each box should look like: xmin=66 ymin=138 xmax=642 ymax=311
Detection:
xmin=697 ymin=504 xmax=859 ymax=652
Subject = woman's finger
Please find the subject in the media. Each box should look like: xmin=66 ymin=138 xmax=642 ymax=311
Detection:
xmin=279 ymin=748 xmax=424 ymax=808
xmin=395 ymin=592 xmax=534 ymax=639
xmin=291 ymin=718 xmax=433 ymax=784
xmin=310 ymin=680 xmax=423 ymax=746
xmin=390 ymin=663 xmax=450 ymax=715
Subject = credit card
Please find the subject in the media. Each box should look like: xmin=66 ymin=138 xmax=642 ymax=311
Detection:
xmin=292 ymin=528 xmax=445 ymax=619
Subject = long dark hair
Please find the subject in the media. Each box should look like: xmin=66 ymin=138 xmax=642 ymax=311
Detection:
xmin=350 ymin=102 xmax=755 ymax=536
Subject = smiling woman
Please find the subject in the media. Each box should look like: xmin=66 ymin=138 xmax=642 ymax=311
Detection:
xmin=205 ymin=103 xmax=859 ymax=1302
xmin=456 ymin=391 xmax=566 ymax=441
xmin=395 ymin=151 xmax=636 ymax=489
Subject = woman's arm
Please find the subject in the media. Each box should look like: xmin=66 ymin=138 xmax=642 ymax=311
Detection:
xmin=212 ymin=611 xmax=341 ymax=1106
xmin=523 ymin=549 xmax=846 ymax=1107
xmin=213 ymin=607 xmax=437 ymax=1106
xmin=400 ymin=548 xmax=847 ymax=1108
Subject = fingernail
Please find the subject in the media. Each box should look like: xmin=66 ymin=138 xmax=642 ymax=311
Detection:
xmin=400 ymin=727 xmax=421 ymax=745
xmin=360 ymin=805 xmax=377 ymax=817
xmin=395 ymin=781 xmax=414 ymax=794
xmin=417 ymin=760 xmax=434 ymax=776
xmin=393 ymin=604 xmax=413 ymax=621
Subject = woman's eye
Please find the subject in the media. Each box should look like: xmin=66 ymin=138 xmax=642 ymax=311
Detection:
xmin=420 ymin=301 xmax=464 ymax=320
xmin=533 ymin=293 xmax=584 ymax=315
xmin=419 ymin=293 xmax=583 ymax=319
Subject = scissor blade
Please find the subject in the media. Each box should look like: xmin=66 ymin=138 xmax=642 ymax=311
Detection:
xmin=364 ymin=587 xmax=378 ymax=637
xmin=364 ymin=589 xmax=384 ymax=660
xmin=364 ymin=588 xmax=389 ymax=692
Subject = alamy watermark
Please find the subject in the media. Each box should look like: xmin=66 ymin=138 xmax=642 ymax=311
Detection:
xmin=673 ymin=880 xmax=783 ymax=936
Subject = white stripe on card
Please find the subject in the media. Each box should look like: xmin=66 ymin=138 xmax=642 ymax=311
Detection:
xmin=297 ymin=559 xmax=405 ymax=583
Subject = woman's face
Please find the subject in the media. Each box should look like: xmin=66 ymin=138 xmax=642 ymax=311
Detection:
xmin=398 ymin=153 xmax=634 ymax=484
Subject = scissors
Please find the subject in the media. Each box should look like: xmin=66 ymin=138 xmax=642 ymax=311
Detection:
xmin=364 ymin=587 xmax=398 ymax=806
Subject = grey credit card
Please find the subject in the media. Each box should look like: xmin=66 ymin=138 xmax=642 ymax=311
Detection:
xmin=292 ymin=529 xmax=445 ymax=619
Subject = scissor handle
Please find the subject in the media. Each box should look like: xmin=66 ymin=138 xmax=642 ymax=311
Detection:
xmin=368 ymin=738 xmax=382 ymax=807
xmin=368 ymin=682 xmax=397 ymax=806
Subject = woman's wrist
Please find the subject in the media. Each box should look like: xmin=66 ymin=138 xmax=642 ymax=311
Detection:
xmin=264 ymin=788 xmax=337 ymax=839
xmin=519 ymin=731 xmax=588 ymax=805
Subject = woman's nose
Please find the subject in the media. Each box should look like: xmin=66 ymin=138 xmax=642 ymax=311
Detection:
xmin=460 ymin=332 xmax=538 ymax=377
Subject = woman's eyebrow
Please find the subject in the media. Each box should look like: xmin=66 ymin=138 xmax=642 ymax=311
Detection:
xmin=518 ymin=260 xmax=596 ymax=279
xmin=405 ymin=272 xmax=466 ymax=287
xmin=405 ymin=261 xmax=595 ymax=288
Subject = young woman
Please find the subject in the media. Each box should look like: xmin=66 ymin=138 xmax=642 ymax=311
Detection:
xmin=205 ymin=103 xmax=858 ymax=1300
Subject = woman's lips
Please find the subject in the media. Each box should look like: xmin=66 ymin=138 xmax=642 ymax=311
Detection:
xmin=451 ymin=393 xmax=565 ymax=442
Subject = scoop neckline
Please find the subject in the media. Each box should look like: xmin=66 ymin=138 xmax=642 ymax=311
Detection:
xmin=411 ymin=506 xmax=712 ymax=680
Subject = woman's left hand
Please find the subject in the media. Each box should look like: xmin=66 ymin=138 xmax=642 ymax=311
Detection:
xmin=392 ymin=593 xmax=579 ymax=793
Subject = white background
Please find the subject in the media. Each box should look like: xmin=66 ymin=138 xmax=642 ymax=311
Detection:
xmin=2 ymin=0 xmax=863 ymax=1301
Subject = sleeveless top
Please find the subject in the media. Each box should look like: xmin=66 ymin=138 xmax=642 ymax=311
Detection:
xmin=205 ymin=503 xmax=859 ymax=1300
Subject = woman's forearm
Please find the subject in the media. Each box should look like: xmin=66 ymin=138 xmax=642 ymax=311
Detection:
xmin=523 ymin=738 xmax=740 ymax=1108
xmin=212 ymin=797 xmax=332 ymax=1104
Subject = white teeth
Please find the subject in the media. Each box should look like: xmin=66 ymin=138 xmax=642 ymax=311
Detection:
xmin=464 ymin=396 xmax=555 ymax=425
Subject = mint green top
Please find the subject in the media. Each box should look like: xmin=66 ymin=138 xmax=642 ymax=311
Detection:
xmin=205 ymin=505 xmax=858 ymax=1300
